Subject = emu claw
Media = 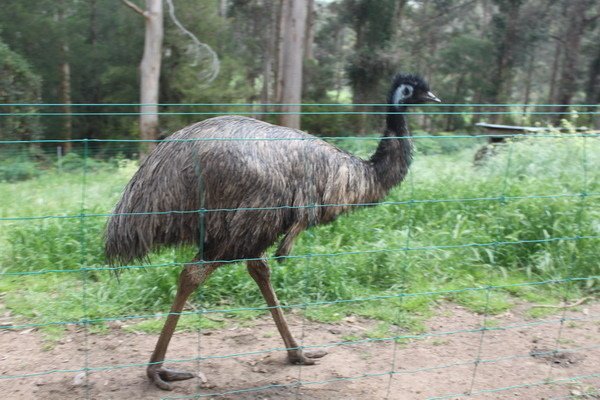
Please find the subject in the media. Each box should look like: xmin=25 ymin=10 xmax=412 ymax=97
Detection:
xmin=288 ymin=349 xmax=328 ymax=365
xmin=305 ymin=350 xmax=328 ymax=359
xmin=147 ymin=367 xmax=195 ymax=391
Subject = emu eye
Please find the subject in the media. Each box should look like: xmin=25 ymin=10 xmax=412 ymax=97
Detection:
xmin=393 ymin=84 xmax=414 ymax=104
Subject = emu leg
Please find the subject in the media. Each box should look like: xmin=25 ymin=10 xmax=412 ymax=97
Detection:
xmin=147 ymin=261 xmax=219 ymax=390
xmin=246 ymin=259 xmax=327 ymax=365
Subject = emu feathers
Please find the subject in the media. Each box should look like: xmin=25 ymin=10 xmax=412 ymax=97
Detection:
xmin=106 ymin=116 xmax=388 ymax=265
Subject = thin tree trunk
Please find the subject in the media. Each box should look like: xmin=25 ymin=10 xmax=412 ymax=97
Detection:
xmin=304 ymin=0 xmax=315 ymax=61
xmin=60 ymin=44 xmax=72 ymax=153
xmin=88 ymin=0 xmax=101 ymax=139
xmin=351 ymin=9 xmax=367 ymax=134
xmin=481 ymin=0 xmax=493 ymax=24
xmin=490 ymin=2 xmax=521 ymax=124
xmin=219 ymin=0 xmax=228 ymax=17
xmin=139 ymin=0 xmax=163 ymax=156
xmin=57 ymin=2 xmax=72 ymax=153
xmin=586 ymin=41 xmax=600 ymax=129
xmin=275 ymin=0 xmax=287 ymax=104
xmin=260 ymin=2 xmax=278 ymax=117
xmin=472 ymin=91 xmax=483 ymax=125
xmin=260 ymin=54 xmax=272 ymax=117
xmin=585 ymin=42 xmax=600 ymax=104
xmin=446 ymin=76 xmax=463 ymax=131
xmin=395 ymin=0 xmax=408 ymax=25
xmin=521 ymin=51 xmax=535 ymax=124
xmin=547 ymin=38 xmax=562 ymax=105
xmin=278 ymin=0 xmax=308 ymax=129
xmin=423 ymin=14 xmax=438 ymax=130
xmin=89 ymin=0 xmax=98 ymax=45
xmin=554 ymin=0 xmax=593 ymax=124
xmin=334 ymin=26 xmax=345 ymax=102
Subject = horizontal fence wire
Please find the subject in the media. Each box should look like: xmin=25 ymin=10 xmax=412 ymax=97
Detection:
xmin=0 ymin=133 xmax=598 ymax=145
xmin=1 ymin=276 xmax=597 ymax=331
xmin=2 ymin=192 xmax=598 ymax=222
xmin=3 ymin=111 xmax=600 ymax=116
xmin=2 ymin=314 xmax=599 ymax=381
xmin=2 ymin=102 xmax=600 ymax=106
xmin=0 ymin=104 xmax=598 ymax=399
xmin=1 ymin=235 xmax=598 ymax=277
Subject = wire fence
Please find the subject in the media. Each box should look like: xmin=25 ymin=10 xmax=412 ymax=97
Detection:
xmin=0 ymin=103 xmax=598 ymax=399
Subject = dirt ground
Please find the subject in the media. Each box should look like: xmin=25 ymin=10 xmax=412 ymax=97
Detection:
xmin=1 ymin=302 xmax=598 ymax=400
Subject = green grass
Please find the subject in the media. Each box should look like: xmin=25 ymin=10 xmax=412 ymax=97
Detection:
xmin=0 ymin=134 xmax=598 ymax=340
xmin=122 ymin=315 xmax=224 ymax=334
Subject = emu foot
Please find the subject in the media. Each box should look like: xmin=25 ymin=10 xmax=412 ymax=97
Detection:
xmin=288 ymin=349 xmax=328 ymax=365
xmin=147 ymin=366 xmax=195 ymax=391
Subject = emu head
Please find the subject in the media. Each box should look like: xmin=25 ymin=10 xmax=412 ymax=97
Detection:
xmin=389 ymin=73 xmax=440 ymax=107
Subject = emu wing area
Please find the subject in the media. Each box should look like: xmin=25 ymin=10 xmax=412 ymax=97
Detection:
xmin=107 ymin=116 xmax=374 ymax=264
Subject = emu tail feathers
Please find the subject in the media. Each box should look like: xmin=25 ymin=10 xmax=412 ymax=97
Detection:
xmin=104 ymin=211 xmax=152 ymax=267
xmin=104 ymin=142 xmax=201 ymax=267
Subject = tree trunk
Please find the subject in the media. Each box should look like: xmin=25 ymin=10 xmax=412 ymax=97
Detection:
xmin=351 ymin=7 xmax=368 ymax=134
xmin=87 ymin=0 xmax=101 ymax=139
xmin=489 ymin=1 xmax=522 ymax=124
xmin=304 ymin=0 xmax=315 ymax=61
xmin=89 ymin=0 xmax=98 ymax=45
xmin=586 ymin=40 xmax=600 ymax=129
xmin=260 ymin=51 xmax=272 ymax=117
xmin=260 ymin=2 xmax=278 ymax=117
xmin=60 ymin=44 xmax=72 ymax=153
xmin=521 ymin=51 xmax=535 ymax=124
xmin=219 ymin=0 xmax=228 ymax=17
xmin=333 ymin=26 xmax=345 ymax=102
xmin=481 ymin=0 xmax=493 ymax=24
xmin=275 ymin=0 xmax=286 ymax=104
xmin=57 ymin=1 xmax=72 ymax=153
xmin=395 ymin=0 xmax=408 ymax=25
xmin=547 ymin=38 xmax=562 ymax=105
xmin=278 ymin=0 xmax=308 ymax=129
xmin=472 ymin=91 xmax=484 ymax=125
xmin=446 ymin=75 xmax=464 ymax=131
xmin=139 ymin=0 xmax=163 ymax=156
xmin=554 ymin=0 xmax=594 ymax=124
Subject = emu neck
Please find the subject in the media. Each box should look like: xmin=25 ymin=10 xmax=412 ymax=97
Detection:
xmin=369 ymin=106 xmax=413 ymax=194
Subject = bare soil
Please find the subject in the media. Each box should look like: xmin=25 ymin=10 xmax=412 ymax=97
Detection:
xmin=1 ymin=302 xmax=599 ymax=400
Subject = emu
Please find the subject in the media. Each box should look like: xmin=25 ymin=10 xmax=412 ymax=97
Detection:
xmin=105 ymin=73 xmax=440 ymax=390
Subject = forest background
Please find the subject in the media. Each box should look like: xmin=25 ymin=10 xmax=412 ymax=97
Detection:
xmin=1 ymin=0 xmax=599 ymax=152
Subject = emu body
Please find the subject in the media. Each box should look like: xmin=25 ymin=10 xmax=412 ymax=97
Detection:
xmin=106 ymin=116 xmax=386 ymax=264
xmin=105 ymin=73 xmax=439 ymax=390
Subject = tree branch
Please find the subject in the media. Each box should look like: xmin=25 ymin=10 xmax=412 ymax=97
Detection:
xmin=121 ymin=0 xmax=149 ymax=18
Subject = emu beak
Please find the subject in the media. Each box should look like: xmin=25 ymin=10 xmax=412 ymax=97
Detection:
xmin=423 ymin=91 xmax=441 ymax=103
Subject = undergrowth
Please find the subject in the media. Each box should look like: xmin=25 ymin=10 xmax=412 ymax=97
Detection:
xmin=0 ymin=134 xmax=598 ymax=339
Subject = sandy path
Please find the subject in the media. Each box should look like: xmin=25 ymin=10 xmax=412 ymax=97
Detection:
xmin=1 ymin=302 xmax=598 ymax=399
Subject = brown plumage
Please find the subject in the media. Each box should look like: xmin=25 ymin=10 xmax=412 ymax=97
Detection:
xmin=104 ymin=73 xmax=439 ymax=390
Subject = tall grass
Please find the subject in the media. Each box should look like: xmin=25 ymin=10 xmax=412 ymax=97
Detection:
xmin=0 ymin=134 xmax=598 ymax=334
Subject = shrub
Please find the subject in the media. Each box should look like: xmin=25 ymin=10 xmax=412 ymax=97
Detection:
xmin=0 ymin=157 xmax=40 ymax=182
